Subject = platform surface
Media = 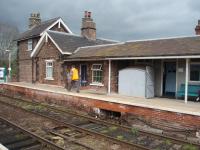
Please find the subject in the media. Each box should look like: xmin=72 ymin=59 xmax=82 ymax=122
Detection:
xmin=3 ymin=82 xmax=200 ymax=116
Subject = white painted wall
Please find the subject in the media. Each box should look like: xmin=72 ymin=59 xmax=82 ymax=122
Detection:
xmin=118 ymin=67 xmax=154 ymax=98
xmin=119 ymin=68 xmax=146 ymax=97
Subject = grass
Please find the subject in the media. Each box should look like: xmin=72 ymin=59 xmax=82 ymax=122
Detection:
xmin=131 ymin=127 xmax=139 ymax=136
xmin=100 ymin=130 xmax=109 ymax=133
xmin=164 ymin=139 xmax=172 ymax=146
xmin=34 ymin=105 xmax=45 ymax=111
xmin=109 ymin=126 xmax=118 ymax=131
xmin=182 ymin=144 xmax=198 ymax=150
xmin=116 ymin=135 xmax=124 ymax=140
xmin=15 ymin=134 xmax=24 ymax=139
xmin=22 ymin=104 xmax=34 ymax=110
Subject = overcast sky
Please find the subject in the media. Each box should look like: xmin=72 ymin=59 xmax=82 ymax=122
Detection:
xmin=0 ymin=0 xmax=200 ymax=41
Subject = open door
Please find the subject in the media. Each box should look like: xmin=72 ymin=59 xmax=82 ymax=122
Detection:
xmin=163 ymin=62 xmax=176 ymax=97
xmin=80 ymin=64 xmax=87 ymax=86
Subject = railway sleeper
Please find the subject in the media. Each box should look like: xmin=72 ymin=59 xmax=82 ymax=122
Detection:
xmin=0 ymin=134 xmax=30 ymax=145
xmin=0 ymin=129 xmax=21 ymax=136
xmin=6 ymin=139 xmax=40 ymax=150
xmin=20 ymin=144 xmax=42 ymax=150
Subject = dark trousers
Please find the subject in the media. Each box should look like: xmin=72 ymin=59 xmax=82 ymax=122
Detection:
xmin=69 ymin=80 xmax=80 ymax=92
xmin=65 ymin=79 xmax=71 ymax=91
xmin=197 ymin=91 xmax=200 ymax=101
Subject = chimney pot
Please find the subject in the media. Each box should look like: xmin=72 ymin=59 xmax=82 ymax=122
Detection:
xmin=29 ymin=12 xmax=41 ymax=29
xmin=84 ymin=11 xmax=88 ymax=18
xmin=81 ymin=11 xmax=96 ymax=40
xmin=198 ymin=20 xmax=200 ymax=25
xmin=88 ymin=12 xmax=91 ymax=18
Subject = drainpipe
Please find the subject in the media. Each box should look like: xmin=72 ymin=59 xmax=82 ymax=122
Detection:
xmin=185 ymin=58 xmax=189 ymax=103
xmin=108 ymin=59 xmax=111 ymax=94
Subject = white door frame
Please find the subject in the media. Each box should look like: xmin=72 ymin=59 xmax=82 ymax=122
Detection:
xmin=161 ymin=59 xmax=177 ymax=97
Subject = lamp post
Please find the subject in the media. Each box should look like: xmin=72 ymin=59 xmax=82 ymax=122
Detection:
xmin=5 ymin=49 xmax=11 ymax=80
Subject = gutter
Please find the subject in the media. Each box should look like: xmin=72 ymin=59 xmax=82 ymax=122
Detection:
xmin=15 ymin=35 xmax=40 ymax=42
xmin=63 ymin=54 xmax=200 ymax=62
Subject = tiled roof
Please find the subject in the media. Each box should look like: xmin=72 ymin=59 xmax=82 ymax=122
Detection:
xmin=67 ymin=36 xmax=200 ymax=59
xmin=47 ymin=31 xmax=115 ymax=53
xmin=16 ymin=17 xmax=60 ymax=41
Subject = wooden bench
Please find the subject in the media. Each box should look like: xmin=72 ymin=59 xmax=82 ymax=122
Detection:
xmin=177 ymin=84 xmax=200 ymax=98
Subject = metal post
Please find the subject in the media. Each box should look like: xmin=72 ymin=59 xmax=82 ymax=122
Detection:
xmin=108 ymin=59 xmax=111 ymax=94
xmin=160 ymin=60 xmax=163 ymax=96
xmin=185 ymin=58 xmax=189 ymax=103
xmin=8 ymin=52 xmax=11 ymax=79
xmin=5 ymin=50 xmax=11 ymax=81
xmin=175 ymin=59 xmax=178 ymax=99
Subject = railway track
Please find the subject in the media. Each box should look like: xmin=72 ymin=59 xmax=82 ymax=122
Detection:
xmin=0 ymin=116 xmax=65 ymax=150
xmin=0 ymin=94 xmax=200 ymax=150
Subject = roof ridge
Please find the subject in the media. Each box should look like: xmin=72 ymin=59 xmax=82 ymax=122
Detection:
xmin=27 ymin=17 xmax=60 ymax=31
xmin=74 ymin=42 xmax=124 ymax=53
xmin=126 ymin=35 xmax=200 ymax=43
xmin=97 ymin=37 xmax=119 ymax=43
xmin=40 ymin=17 xmax=61 ymax=25
xmin=47 ymin=30 xmax=79 ymax=36
xmin=47 ymin=30 xmax=117 ymax=43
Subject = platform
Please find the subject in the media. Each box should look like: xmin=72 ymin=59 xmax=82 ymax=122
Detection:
xmin=1 ymin=82 xmax=200 ymax=127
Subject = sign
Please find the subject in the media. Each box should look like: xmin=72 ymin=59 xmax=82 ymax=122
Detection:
xmin=0 ymin=69 xmax=4 ymax=78
xmin=178 ymin=68 xmax=184 ymax=73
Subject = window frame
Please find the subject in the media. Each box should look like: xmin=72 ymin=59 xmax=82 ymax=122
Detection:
xmin=189 ymin=62 xmax=200 ymax=82
xmin=91 ymin=64 xmax=103 ymax=85
xmin=27 ymin=39 xmax=33 ymax=51
xmin=45 ymin=60 xmax=54 ymax=80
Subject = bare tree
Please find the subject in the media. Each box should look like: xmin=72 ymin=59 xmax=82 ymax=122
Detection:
xmin=0 ymin=23 xmax=18 ymax=62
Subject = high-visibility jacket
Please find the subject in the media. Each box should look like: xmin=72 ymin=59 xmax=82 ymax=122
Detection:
xmin=71 ymin=68 xmax=79 ymax=80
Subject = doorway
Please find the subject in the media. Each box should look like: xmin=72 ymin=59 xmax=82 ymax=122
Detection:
xmin=163 ymin=62 xmax=176 ymax=97
xmin=36 ymin=59 xmax=39 ymax=83
xmin=80 ymin=64 xmax=87 ymax=86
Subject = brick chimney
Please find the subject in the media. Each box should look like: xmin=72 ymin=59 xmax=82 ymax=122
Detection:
xmin=81 ymin=11 xmax=96 ymax=40
xmin=195 ymin=20 xmax=200 ymax=35
xmin=29 ymin=13 xmax=41 ymax=29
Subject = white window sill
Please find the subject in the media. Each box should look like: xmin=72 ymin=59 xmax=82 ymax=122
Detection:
xmin=26 ymin=49 xmax=32 ymax=51
xmin=45 ymin=77 xmax=54 ymax=80
xmin=90 ymin=83 xmax=104 ymax=86
xmin=189 ymin=81 xmax=200 ymax=84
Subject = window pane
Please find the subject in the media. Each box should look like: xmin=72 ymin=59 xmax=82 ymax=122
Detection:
xmin=94 ymin=70 xmax=97 ymax=77
xmin=190 ymin=64 xmax=200 ymax=81
xmin=46 ymin=61 xmax=53 ymax=78
xmin=47 ymin=67 xmax=52 ymax=78
xmin=28 ymin=39 xmax=32 ymax=50
xmin=92 ymin=64 xmax=102 ymax=70
xmin=92 ymin=69 xmax=102 ymax=83
xmin=92 ymin=64 xmax=103 ymax=83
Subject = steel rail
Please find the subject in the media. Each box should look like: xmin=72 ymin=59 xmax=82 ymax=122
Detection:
xmin=1 ymin=93 xmax=199 ymax=147
xmin=0 ymin=95 xmax=150 ymax=150
xmin=0 ymin=116 xmax=66 ymax=150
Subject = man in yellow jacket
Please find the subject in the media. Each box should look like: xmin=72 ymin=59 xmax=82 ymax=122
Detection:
xmin=69 ymin=65 xmax=80 ymax=93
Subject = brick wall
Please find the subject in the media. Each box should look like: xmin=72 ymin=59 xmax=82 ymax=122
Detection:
xmin=18 ymin=22 xmax=68 ymax=83
xmin=63 ymin=60 xmax=144 ymax=93
xmin=18 ymin=37 xmax=39 ymax=82
xmin=50 ymin=23 xmax=68 ymax=33
xmin=19 ymin=59 xmax=32 ymax=82
xmin=34 ymin=39 xmax=63 ymax=85
xmin=2 ymin=83 xmax=200 ymax=127
xmin=63 ymin=60 xmax=108 ymax=92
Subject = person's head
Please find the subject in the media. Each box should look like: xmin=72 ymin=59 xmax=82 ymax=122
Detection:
xmin=71 ymin=65 xmax=75 ymax=69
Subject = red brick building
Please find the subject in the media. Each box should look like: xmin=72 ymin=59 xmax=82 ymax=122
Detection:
xmin=17 ymin=12 xmax=200 ymax=102
xmin=17 ymin=12 xmax=114 ymax=86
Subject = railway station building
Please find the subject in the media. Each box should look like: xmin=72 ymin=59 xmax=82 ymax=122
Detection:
xmin=16 ymin=12 xmax=200 ymax=103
